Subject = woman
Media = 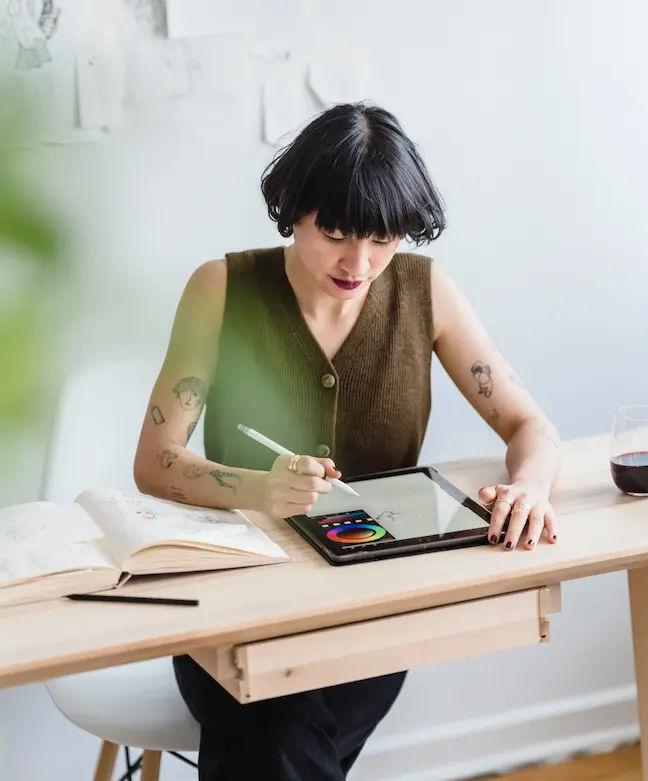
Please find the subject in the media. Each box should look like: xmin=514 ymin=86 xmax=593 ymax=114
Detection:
xmin=134 ymin=102 xmax=561 ymax=780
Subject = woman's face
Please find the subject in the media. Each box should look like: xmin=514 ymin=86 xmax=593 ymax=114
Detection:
xmin=291 ymin=211 xmax=401 ymax=300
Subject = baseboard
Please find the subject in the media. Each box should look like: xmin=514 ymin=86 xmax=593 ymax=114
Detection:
xmin=354 ymin=684 xmax=639 ymax=781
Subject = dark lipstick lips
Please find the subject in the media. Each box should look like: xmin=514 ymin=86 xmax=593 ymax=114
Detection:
xmin=331 ymin=277 xmax=363 ymax=290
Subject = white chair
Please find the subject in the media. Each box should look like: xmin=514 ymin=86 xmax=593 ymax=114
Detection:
xmin=41 ymin=360 xmax=202 ymax=780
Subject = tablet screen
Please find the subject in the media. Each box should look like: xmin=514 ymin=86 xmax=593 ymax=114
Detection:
xmin=305 ymin=471 xmax=489 ymax=546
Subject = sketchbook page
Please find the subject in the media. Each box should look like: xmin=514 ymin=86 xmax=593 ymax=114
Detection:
xmin=0 ymin=538 xmax=118 ymax=589
xmin=0 ymin=501 xmax=104 ymax=555
xmin=75 ymin=488 xmax=253 ymax=567
xmin=306 ymin=472 xmax=488 ymax=539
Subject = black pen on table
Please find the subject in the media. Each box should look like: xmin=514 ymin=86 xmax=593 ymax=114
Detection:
xmin=67 ymin=593 xmax=199 ymax=607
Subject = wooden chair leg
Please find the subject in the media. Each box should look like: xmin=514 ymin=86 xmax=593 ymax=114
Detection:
xmin=141 ymin=750 xmax=162 ymax=781
xmin=93 ymin=740 xmax=119 ymax=781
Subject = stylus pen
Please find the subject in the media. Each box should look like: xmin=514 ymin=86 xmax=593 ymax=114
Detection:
xmin=67 ymin=593 xmax=199 ymax=606
xmin=237 ymin=424 xmax=360 ymax=497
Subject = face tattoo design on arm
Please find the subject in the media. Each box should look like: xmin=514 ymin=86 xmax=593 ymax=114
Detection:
xmin=471 ymin=361 xmax=494 ymax=398
xmin=172 ymin=376 xmax=207 ymax=412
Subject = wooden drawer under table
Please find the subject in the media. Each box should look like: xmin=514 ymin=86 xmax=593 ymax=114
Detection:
xmin=190 ymin=584 xmax=561 ymax=704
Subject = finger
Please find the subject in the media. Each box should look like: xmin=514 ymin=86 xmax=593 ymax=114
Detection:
xmin=543 ymin=510 xmax=558 ymax=543
xmin=524 ymin=508 xmax=544 ymax=549
xmin=288 ymin=488 xmax=318 ymax=506
xmin=478 ymin=486 xmax=498 ymax=506
xmin=503 ymin=504 xmax=531 ymax=550
xmin=296 ymin=455 xmax=326 ymax=478
xmin=273 ymin=454 xmax=293 ymax=472
xmin=488 ymin=489 xmax=514 ymax=543
xmin=291 ymin=475 xmax=331 ymax=494
xmin=320 ymin=458 xmax=342 ymax=479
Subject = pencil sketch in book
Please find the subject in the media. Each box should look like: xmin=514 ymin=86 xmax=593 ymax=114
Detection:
xmin=0 ymin=488 xmax=290 ymax=608
xmin=307 ymin=472 xmax=481 ymax=539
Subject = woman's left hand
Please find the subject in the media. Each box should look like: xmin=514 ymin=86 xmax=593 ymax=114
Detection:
xmin=477 ymin=481 xmax=558 ymax=551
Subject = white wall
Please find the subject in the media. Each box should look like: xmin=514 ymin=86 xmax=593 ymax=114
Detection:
xmin=2 ymin=1 xmax=648 ymax=779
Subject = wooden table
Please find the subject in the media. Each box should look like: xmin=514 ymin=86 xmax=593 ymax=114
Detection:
xmin=2 ymin=433 xmax=648 ymax=774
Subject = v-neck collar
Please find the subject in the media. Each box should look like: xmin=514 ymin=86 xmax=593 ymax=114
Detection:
xmin=269 ymin=245 xmax=384 ymax=374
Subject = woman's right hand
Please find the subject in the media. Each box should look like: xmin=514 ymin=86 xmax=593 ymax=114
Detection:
xmin=255 ymin=454 xmax=341 ymax=518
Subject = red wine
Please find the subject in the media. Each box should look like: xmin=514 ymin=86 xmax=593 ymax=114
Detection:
xmin=610 ymin=451 xmax=648 ymax=495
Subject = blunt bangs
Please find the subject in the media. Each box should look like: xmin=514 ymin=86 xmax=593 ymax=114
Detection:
xmin=261 ymin=102 xmax=446 ymax=246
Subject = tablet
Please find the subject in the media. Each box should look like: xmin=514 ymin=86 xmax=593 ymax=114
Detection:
xmin=286 ymin=466 xmax=496 ymax=565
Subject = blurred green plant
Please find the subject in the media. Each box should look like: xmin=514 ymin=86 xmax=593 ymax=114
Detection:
xmin=0 ymin=85 xmax=65 ymax=427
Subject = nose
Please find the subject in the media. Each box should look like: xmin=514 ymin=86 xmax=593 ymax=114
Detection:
xmin=339 ymin=241 xmax=372 ymax=278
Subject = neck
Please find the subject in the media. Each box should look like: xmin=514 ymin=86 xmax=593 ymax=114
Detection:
xmin=283 ymin=244 xmax=368 ymax=321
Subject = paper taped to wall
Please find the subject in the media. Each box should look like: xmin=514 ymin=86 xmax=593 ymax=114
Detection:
xmin=261 ymin=55 xmax=309 ymax=146
xmin=76 ymin=41 xmax=124 ymax=129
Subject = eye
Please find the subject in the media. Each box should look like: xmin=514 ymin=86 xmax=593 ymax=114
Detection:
xmin=372 ymin=238 xmax=392 ymax=245
xmin=324 ymin=234 xmax=345 ymax=243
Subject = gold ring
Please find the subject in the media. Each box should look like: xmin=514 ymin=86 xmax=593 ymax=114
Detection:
xmin=494 ymin=499 xmax=512 ymax=507
xmin=512 ymin=502 xmax=531 ymax=513
xmin=287 ymin=454 xmax=301 ymax=474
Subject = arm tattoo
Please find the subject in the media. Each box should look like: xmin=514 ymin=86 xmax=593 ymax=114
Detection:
xmin=183 ymin=463 xmax=210 ymax=479
xmin=157 ymin=449 xmax=179 ymax=469
xmin=151 ymin=405 xmax=165 ymax=425
xmin=172 ymin=376 xmax=206 ymax=412
xmin=187 ymin=420 xmax=197 ymax=442
xmin=169 ymin=485 xmax=187 ymax=503
xmin=209 ymin=469 xmax=242 ymax=492
xmin=471 ymin=361 xmax=493 ymax=398
xmin=488 ymin=408 xmax=501 ymax=425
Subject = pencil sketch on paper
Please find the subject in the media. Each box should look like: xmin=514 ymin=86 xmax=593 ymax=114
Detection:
xmin=100 ymin=490 xmax=242 ymax=535
xmin=111 ymin=494 xmax=161 ymax=521
xmin=180 ymin=512 xmax=231 ymax=527
xmin=1 ymin=521 xmax=47 ymax=543
xmin=0 ymin=0 xmax=61 ymax=70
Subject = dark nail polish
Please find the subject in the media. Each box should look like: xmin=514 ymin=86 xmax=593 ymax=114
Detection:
xmin=552 ymin=534 xmax=558 ymax=541
xmin=489 ymin=534 xmax=497 ymax=544
xmin=527 ymin=539 xmax=534 ymax=547
xmin=505 ymin=541 xmax=513 ymax=550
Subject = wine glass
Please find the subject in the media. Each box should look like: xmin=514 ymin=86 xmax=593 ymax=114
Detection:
xmin=610 ymin=405 xmax=648 ymax=496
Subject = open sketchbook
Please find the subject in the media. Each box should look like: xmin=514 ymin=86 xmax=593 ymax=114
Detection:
xmin=0 ymin=488 xmax=289 ymax=608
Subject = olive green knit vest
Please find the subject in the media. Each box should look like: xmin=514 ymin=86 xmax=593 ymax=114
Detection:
xmin=203 ymin=245 xmax=433 ymax=477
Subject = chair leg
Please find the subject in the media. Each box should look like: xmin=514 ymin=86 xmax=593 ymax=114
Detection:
xmin=140 ymin=750 xmax=162 ymax=781
xmin=93 ymin=740 xmax=119 ymax=781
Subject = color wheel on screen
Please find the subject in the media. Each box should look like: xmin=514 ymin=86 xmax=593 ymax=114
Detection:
xmin=325 ymin=523 xmax=387 ymax=544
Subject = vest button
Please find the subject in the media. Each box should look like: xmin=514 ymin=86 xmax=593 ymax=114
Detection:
xmin=316 ymin=444 xmax=331 ymax=457
xmin=320 ymin=373 xmax=336 ymax=388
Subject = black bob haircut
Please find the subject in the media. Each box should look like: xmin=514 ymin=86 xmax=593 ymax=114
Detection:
xmin=260 ymin=102 xmax=446 ymax=246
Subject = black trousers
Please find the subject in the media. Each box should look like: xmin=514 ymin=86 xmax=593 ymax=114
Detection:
xmin=173 ymin=654 xmax=407 ymax=780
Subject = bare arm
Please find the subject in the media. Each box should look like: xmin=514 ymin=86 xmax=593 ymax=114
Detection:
xmin=133 ymin=260 xmax=337 ymax=516
xmin=133 ymin=260 xmax=266 ymax=510
xmin=431 ymin=261 xmax=561 ymax=548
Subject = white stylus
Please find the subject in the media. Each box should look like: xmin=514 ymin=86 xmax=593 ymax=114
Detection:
xmin=237 ymin=424 xmax=360 ymax=497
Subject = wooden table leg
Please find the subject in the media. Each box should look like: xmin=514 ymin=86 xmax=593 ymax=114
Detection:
xmin=628 ymin=566 xmax=648 ymax=781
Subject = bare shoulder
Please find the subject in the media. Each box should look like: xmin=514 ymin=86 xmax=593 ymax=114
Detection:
xmin=430 ymin=260 xmax=467 ymax=345
xmin=185 ymin=258 xmax=227 ymax=296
